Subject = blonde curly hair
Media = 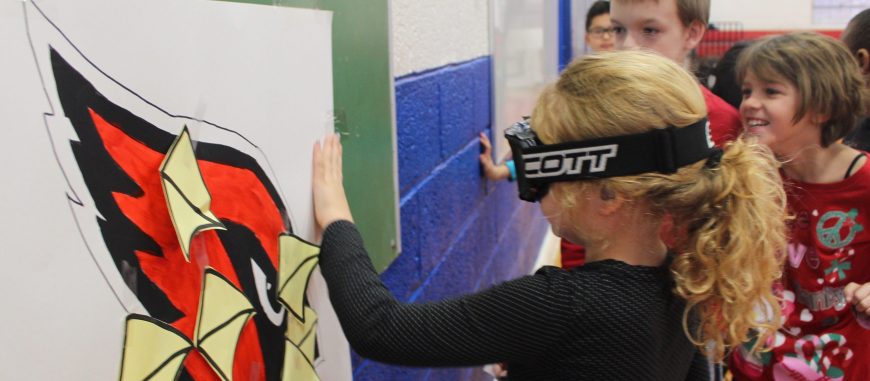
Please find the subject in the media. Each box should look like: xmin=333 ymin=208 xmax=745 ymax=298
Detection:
xmin=532 ymin=50 xmax=787 ymax=362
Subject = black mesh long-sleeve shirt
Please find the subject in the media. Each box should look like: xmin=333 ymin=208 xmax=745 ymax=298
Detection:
xmin=319 ymin=220 xmax=710 ymax=381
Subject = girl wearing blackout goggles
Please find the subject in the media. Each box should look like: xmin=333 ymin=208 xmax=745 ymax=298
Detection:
xmin=311 ymin=50 xmax=787 ymax=380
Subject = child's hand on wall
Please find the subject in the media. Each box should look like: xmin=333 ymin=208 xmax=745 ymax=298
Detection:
xmin=312 ymin=133 xmax=353 ymax=231
xmin=479 ymin=132 xmax=511 ymax=181
xmin=845 ymin=282 xmax=870 ymax=315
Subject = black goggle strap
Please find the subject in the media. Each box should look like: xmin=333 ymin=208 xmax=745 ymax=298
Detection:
xmin=508 ymin=118 xmax=714 ymax=185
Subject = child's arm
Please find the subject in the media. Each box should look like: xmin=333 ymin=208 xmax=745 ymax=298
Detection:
xmin=845 ymin=282 xmax=870 ymax=315
xmin=479 ymin=132 xmax=512 ymax=181
xmin=318 ymin=221 xmax=576 ymax=366
xmin=312 ymin=133 xmax=573 ymax=366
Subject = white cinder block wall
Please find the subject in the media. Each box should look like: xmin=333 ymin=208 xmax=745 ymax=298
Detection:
xmin=390 ymin=0 xmax=490 ymax=76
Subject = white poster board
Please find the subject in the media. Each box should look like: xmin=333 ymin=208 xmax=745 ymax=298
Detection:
xmin=0 ymin=0 xmax=351 ymax=379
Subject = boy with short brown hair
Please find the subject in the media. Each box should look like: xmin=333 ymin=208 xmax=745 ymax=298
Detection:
xmin=610 ymin=0 xmax=742 ymax=146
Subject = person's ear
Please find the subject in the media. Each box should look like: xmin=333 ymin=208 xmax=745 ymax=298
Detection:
xmin=857 ymin=48 xmax=870 ymax=76
xmin=809 ymin=111 xmax=831 ymax=126
xmin=684 ymin=20 xmax=706 ymax=51
xmin=597 ymin=186 xmax=625 ymax=216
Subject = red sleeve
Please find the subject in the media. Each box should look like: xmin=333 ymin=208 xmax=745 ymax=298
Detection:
xmin=700 ymin=85 xmax=743 ymax=147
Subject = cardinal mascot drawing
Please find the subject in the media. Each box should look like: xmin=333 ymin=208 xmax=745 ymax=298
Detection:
xmin=8 ymin=1 xmax=350 ymax=380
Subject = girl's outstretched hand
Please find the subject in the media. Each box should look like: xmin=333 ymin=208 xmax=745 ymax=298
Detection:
xmin=479 ymin=132 xmax=511 ymax=181
xmin=312 ymin=133 xmax=353 ymax=232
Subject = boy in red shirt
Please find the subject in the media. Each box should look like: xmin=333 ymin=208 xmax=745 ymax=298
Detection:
xmin=610 ymin=0 xmax=742 ymax=146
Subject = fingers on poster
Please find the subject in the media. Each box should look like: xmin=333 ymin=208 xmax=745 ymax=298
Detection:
xmin=119 ymin=131 xmax=321 ymax=380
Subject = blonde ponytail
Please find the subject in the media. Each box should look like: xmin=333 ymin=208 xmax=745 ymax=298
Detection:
xmin=533 ymin=50 xmax=788 ymax=362
xmin=661 ymin=138 xmax=787 ymax=361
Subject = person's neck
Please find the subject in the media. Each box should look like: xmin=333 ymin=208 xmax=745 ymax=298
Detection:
xmin=781 ymin=142 xmax=857 ymax=183
xmin=583 ymin=221 xmax=668 ymax=267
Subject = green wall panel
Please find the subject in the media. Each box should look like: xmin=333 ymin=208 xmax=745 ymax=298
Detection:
xmin=220 ymin=0 xmax=399 ymax=271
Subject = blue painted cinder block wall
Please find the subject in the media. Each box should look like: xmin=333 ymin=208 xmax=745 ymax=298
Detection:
xmin=349 ymin=57 xmax=551 ymax=380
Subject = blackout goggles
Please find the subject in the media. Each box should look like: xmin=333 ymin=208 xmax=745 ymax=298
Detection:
xmin=505 ymin=117 xmax=715 ymax=202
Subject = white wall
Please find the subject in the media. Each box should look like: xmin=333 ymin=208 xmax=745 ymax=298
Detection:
xmin=710 ymin=0 xmax=813 ymax=29
xmin=390 ymin=0 xmax=490 ymax=76
xmin=710 ymin=0 xmax=866 ymax=30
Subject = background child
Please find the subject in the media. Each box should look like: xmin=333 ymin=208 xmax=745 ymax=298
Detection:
xmin=843 ymin=8 xmax=870 ymax=151
xmin=709 ymin=40 xmax=751 ymax=110
xmin=729 ymin=32 xmax=870 ymax=381
xmin=610 ymin=0 xmax=742 ymax=146
xmin=313 ymin=50 xmax=787 ymax=380
xmin=584 ymin=0 xmax=615 ymax=53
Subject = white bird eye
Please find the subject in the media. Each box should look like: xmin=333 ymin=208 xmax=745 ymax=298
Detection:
xmin=252 ymin=258 xmax=286 ymax=326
